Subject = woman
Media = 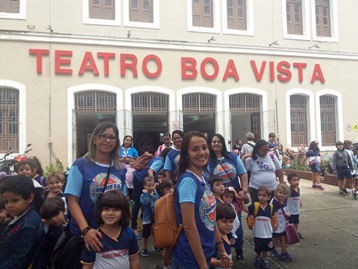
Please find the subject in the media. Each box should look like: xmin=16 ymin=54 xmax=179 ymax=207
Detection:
xmin=171 ymin=131 xmax=231 ymax=269
xmin=240 ymin=132 xmax=255 ymax=156
xmin=301 ymin=141 xmax=324 ymax=190
xmin=131 ymin=148 xmax=172 ymax=239
xmin=243 ymin=139 xmax=284 ymax=203
xmin=120 ymin=135 xmax=139 ymax=164
xmin=208 ymin=133 xmax=248 ymax=263
xmin=163 ymin=130 xmax=184 ymax=181
xmin=65 ymin=121 xmax=127 ymax=255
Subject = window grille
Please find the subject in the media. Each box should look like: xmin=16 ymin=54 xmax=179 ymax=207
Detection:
xmin=0 ymin=87 xmax=19 ymax=152
xmin=290 ymin=95 xmax=308 ymax=146
xmin=286 ymin=0 xmax=303 ymax=35
xmin=320 ymin=95 xmax=336 ymax=146
xmin=315 ymin=0 xmax=331 ymax=37
xmin=192 ymin=0 xmax=213 ymax=27
xmin=229 ymin=93 xmax=260 ymax=112
xmin=132 ymin=92 xmax=169 ymax=112
xmin=182 ymin=93 xmax=216 ymax=112
xmin=75 ymin=91 xmax=116 ymax=112
xmin=227 ymin=0 xmax=247 ymax=30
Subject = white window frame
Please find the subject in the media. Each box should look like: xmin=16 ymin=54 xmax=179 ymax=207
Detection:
xmin=186 ymin=0 xmax=220 ymax=33
xmin=83 ymin=0 xmax=121 ymax=26
xmin=282 ymin=0 xmax=310 ymax=40
xmin=0 ymin=0 xmax=26 ymax=20
xmin=311 ymin=0 xmax=338 ymax=42
xmin=123 ymin=0 xmax=160 ymax=29
xmin=222 ymin=0 xmax=254 ymax=36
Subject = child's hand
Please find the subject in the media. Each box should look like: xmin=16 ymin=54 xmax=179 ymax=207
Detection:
xmin=142 ymin=189 xmax=148 ymax=193
xmin=273 ymin=223 xmax=278 ymax=231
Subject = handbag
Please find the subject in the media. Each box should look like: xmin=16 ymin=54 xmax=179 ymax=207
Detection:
xmin=308 ymin=157 xmax=318 ymax=166
xmin=278 ymin=201 xmax=299 ymax=245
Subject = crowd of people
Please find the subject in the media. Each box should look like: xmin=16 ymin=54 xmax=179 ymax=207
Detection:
xmin=0 ymin=122 xmax=357 ymax=269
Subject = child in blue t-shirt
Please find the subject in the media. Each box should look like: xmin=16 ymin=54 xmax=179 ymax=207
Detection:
xmin=81 ymin=190 xmax=140 ymax=269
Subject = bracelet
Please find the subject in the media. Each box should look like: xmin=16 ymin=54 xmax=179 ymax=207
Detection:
xmin=81 ymin=226 xmax=93 ymax=238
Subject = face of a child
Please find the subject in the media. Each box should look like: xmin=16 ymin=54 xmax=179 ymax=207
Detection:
xmin=48 ymin=178 xmax=64 ymax=194
xmin=0 ymin=208 xmax=7 ymax=223
xmin=1 ymin=192 xmax=33 ymax=217
xmin=101 ymin=207 xmax=122 ymax=226
xmin=47 ymin=210 xmax=67 ymax=227
xmin=258 ymin=190 xmax=270 ymax=204
xmin=157 ymin=175 xmax=165 ymax=184
xmin=129 ymin=158 xmax=136 ymax=167
xmin=337 ymin=144 xmax=344 ymax=150
xmin=162 ymin=186 xmax=174 ymax=195
xmin=212 ymin=181 xmax=224 ymax=196
xmin=289 ymin=177 xmax=300 ymax=188
xmin=144 ymin=181 xmax=156 ymax=193
xmin=217 ymin=218 xmax=234 ymax=235
xmin=18 ymin=164 xmax=34 ymax=179
xmin=222 ymin=192 xmax=234 ymax=204
xmin=276 ymin=190 xmax=288 ymax=202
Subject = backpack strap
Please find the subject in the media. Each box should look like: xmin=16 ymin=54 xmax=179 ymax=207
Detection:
xmin=269 ymin=203 xmax=274 ymax=217
xmin=253 ymin=202 xmax=259 ymax=217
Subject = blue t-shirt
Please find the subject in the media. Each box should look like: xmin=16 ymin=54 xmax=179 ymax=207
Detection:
xmin=172 ymin=171 xmax=216 ymax=268
xmin=119 ymin=147 xmax=139 ymax=158
xmin=133 ymin=156 xmax=164 ymax=183
xmin=163 ymin=149 xmax=181 ymax=177
xmin=81 ymin=226 xmax=139 ymax=269
xmin=64 ymin=158 xmax=127 ymax=234
xmin=208 ymin=153 xmax=247 ymax=191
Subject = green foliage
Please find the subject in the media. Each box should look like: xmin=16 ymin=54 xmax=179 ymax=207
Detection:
xmin=44 ymin=158 xmax=64 ymax=177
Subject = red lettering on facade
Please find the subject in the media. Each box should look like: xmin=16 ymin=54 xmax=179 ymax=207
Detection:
xmin=200 ymin=57 xmax=219 ymax=80
xmin=142 ymin=54 xmax=162 ymax=78
xmin=311 ymin=64 xmax=325 ymax=83
xmin=29 ymin=49 xmax=49 ymax=74
xmin=55 ymin=50 xmax=73 ymax=74
xmin=97 ymin=52 xmax=115 ymax=76
xmin=223 ymin=59 xmax=239 ymax=81
xmin=293 ymin=62 xmax=307 ymax=83
xmin=120 ymin=54 xmax=138 ymax=78
xmin=251 ymin=60 xmax=266 ymax=81
xmin=181 ymin=57 xmax=197 ymax=79
xmin=277 ymin=61 xmax=292 ymax=82
xmin=78 ymin=52 xmax=99 ymax=75
xmin=269 ymin=61 xmax=275 ymax=82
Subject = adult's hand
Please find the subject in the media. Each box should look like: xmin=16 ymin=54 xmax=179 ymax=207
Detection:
xmin=84 ymin=228 xmax=103 ymax=252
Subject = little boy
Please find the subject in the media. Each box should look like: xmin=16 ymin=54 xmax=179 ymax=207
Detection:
xmin=0 ymin=175 xmax=45 ymax=268
xmin=332 ymin=141 xmax=353 ymax=197
xmin=156 ymin=170 xmax=166 ymax=185
xmin=156 ymin=178 xmax=174 ymax=197
xmin=208 ymin=175 xmax=225 ymax=203
xmin=140 ymin=176 xmax=160 ymax=257
xmin=245 ymin=185 xmax=277 ymax=269
xmin=287 ymin=173 xmax=304 ymax=239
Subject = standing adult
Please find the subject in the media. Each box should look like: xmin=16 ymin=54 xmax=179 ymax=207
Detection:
xmin=240 ymin=132 xmax=256 ymax=156
xmin=163 ymin=130 xmax=184 ymax=181
xmin=65 ymin=121 xmax=127 ymax=258
xmin=154 ymin=132 xmax=173 ymax=156
xmin=208 ymin=133 xmax=248 ymax=263
xmin=120 ymin=135 xmax=139 ymax=164
xmin=301 ymin=141 xmax=324 ymax=190
xmin=171 ymin=131 xmax=231 ymax=269
xmin=243 ymin=139 xmax=284 ymax=203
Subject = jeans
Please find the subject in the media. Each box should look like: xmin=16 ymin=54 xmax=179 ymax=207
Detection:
xmin=131 ymin=177 xmax=144 ymax=230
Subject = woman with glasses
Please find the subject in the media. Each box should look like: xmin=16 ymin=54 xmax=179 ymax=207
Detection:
xmin=120 ymin=135 xmax=139 ymax=164
xmin=64 ymin=121 xmax=127 ymax=267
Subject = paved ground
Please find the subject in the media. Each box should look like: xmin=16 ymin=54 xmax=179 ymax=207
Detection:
xmin=137 ymin=177 xmax=358 ymax=268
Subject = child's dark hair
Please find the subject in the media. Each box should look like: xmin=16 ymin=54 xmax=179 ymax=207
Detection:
xmin=47 ymin=171 xmax=65 ymax=185
xmin=216 ymin=202 xmax=236 ymax=220
xmin=96 ymin=190 xmax=130 ymax=226
xmin=287 ymin=173 xmax=300 ymax=182
xmin=156 ymin=178 xmax=173 ymax=197
xmin=157 ymin=170 xmax=166 ymax=177
xmin=257 ymin=185 xmax=272 ymax=197
xmin=143 ymin=176 xmax=154 ymax=185
xmin=28 ymin=156 xmax=44 ymax=176
xmin=40 ymin=197 xmax=65 ymax=220
xmin=0 ymin=198 xmax=5 ymax=210
xmin=15 ymin=160 xmax=35 ymax=174
xmin=208 ymin=175 xmax=223 ymax=188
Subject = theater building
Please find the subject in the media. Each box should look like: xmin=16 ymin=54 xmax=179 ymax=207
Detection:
xmin=0 ymin=0 xmax=357 ymax=167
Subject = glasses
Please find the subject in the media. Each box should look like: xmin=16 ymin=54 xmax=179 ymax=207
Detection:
xmin=97 ymin=134 xmax=117 ymax=142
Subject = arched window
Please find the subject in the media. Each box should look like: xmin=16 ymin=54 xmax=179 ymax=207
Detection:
xmin=75 ymin=91 xmax=116 ymax=111
xmin=0 ymin=87 xmax=19 ymax=152
xmin=229 ymin=93 xmax=260 ymax=111
xmin=320 ymin=95 xmax=337 ymax=146
xmin=290 ymin=94 xmax=308 ymax=146
xmin=132 ymin=92 xmax=169 ymax=112
xmin=183 ymin=93 xmax=216 ymax=112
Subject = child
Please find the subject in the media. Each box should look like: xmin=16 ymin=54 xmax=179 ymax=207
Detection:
xmin=332 ymin=141 xmax=353 ymax=197
xmin=210 ymin=202 xmax=236 ymax=269
xmin=156 ymin=170 xmax=166 ymax=185
xmin=287 ymin=173 xmax=304 ymax=239
xmin=0 ymin=175 xmax=45 ymax=268
xmin=270 ymin=183 xmax=293 ymax=262
xmin=156 ymin=178 xmax=174 ymax=197
xmin=40 ymin=196 xmax=68 ymax=267
xmin=246 ymin=185 xmax=277 ymax=269
xmin=125 ymin=156 xmax=136 ymax=200
xmin=28 ymin=156 xmax=46 ymax=188
xmin=81 ymin=190 xmax=140 ymax=269
xmin=0 ymin=198 xmax=10 ymax=236
xmin=140 ymin=176 xmax=160 ymax=257
xmin=44 ymin=172 xmax=66 ymax=200
xmin=209 ymin=175 xmax=225 ymax=203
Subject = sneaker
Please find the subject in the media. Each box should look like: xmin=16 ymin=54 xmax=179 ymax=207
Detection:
xmin=298 ymin=232 xmax=304 ymax=239
xmin=136 ymin=233 xmax=142 ymax=240
xmin=339 ymin=191 xmax=346 ymax=197
xmin=236 ymin=253 xmax=244 ymax=263
xmin=270 ymin=249 xmax=281 ymax=259
xmin=254 ymin=256 xmax=262 ymax=268
xmin=152 ymin=246 xmax=163 ymax=252
xmin=353 ymin=190 xmax=357 ymax=200
xmin=280 ymin=251 xmax=293 ymax=262
xmin=141 ymin=249 xmax=149 ymax=257
xmin=312 ymin=184 xmax=317 ymax=189
xmin=316 ymin=184 xmax=325 ymax=190
xmin=343 ymin=188 xmax=348 ymax=194
xmin=261 ymin=258 xmax=269 ymax=269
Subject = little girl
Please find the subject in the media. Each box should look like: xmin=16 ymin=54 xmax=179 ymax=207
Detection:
xmin=81 ymin=190 xmax=140 ymax=269
xmin=125 ymin=156 xmax=136 ymax=200
xmin=270 ymin=183 xmax=292 ymax=262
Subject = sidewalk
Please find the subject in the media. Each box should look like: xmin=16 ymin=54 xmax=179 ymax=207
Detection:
xmin=139 ymin=178 xmax=358 ymax=268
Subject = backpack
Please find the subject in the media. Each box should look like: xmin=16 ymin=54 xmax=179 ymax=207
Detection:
xmin=133 ymin=151 xmax=153 ymax=171
xmin=247 ymin=202 xmax=274 ymax=230
xmin=152 ymin=192 xmax=183 ymax=249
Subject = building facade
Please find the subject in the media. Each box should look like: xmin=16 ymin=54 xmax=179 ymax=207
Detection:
xmin=0 ymin=0 xmax=357 ymax=167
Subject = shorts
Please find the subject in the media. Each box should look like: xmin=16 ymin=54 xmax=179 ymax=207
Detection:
xmin=272 ymin=231 xmax=286 ymax=238
xmin=254 ymin=237 xmax=274 ymax=254
xmin=289 ymin=214 xmax=300 ymax=224
xmin=337 ymin=166 xmax=353 ymax=180
xmin=142 ymin=223 xmax=152 ymax=238
xmin=309 ymin=164 xmax=321 ymax=173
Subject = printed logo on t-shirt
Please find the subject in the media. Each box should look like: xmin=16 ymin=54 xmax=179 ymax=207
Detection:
xmin=214 ymin=162 xmax=235 ymax=183
xmin=230 ymin=237 xmax=236 ymax=246
xmin=200 ymin=186 xmax=216 ymax=232
xmin=89 ymin=173 xmax=123 ymax=204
